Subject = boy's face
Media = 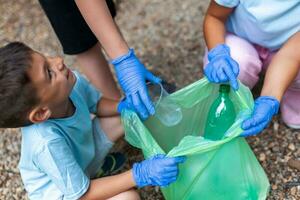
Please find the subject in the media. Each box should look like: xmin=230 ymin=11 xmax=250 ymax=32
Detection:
xmin=28 ymin=52 xmax=75 ymax=116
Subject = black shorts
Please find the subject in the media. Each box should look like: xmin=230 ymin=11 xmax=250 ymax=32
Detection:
xmin=39 ymin=0 xmax=116 ymax=55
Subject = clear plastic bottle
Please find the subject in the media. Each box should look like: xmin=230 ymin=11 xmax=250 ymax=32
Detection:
xmin=204 ymin=84 xmax=236 ymax=140
xmin=147 ymin=82 xmax=182 ymax=127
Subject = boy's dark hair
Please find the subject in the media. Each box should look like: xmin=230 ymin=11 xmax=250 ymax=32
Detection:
xmin=0 ymin=42 xmax=39 ymax=128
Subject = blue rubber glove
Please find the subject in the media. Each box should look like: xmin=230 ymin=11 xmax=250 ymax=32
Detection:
xmin=204 ymin=44 xmax=239 ymax=90
xmin=111 ymin=49 xmax=161 ymax=120
xmin=241 ymin=96 xmax=280 ymax=137
xmin=117 ymin=98 xmax=135 ymax=113
xmin=132 ymin=154 xmax=186 ymax=187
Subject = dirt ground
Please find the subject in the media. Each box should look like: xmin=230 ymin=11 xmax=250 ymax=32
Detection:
xmin=0 ymin=0 xmax=299 ymax=199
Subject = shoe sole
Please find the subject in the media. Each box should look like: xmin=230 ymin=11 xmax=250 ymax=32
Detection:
xmin=285 ymin=123 xmax=300 ymax=129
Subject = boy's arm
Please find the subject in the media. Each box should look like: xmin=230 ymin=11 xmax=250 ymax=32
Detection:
xmin=81 ymin=155 xmax=186 ymax=200
xmin=75 ymin=0 xmax=128 ymax=59
xmin=203 ymin=1 xmax=234 ymax=50
xmin=96 ymin=97 xmax=119 ymax=117
xmin=80 ymin=170 xmax=135 ymax=200
xmin=261 ymin=32 xmax=300 ymax=101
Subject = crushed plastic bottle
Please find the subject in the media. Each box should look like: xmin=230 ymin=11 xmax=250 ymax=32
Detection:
xmin=147 ymin=82 xmax=182 ymax=127
xmin=204 ymin=84 xmax=236 ymax=140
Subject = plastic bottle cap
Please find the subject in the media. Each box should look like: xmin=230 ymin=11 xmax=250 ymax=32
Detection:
xmin=219 ymin=84 xmax=230 ymax=93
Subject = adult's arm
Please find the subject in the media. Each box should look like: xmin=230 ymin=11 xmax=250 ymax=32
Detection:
xmin=75 ymin=0 xmax=161 ymax=120
xmin=75 ymin=0 xmax=129 ymax=59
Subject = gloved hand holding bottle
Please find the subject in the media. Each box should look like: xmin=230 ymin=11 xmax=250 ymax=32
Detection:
xmin=111 ymin=49 xmax=161 ymax=120
xmin=132 ymin=154 xmax=186 ymax=187
xmin=204 ymin=44 xmax=240 ymax=90
xmin=241 ymin=96 xmax=280 ymax=137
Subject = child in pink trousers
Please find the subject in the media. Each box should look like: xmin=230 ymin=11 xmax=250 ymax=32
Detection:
xmin=203 ymin=0 xmax=300 ymax=136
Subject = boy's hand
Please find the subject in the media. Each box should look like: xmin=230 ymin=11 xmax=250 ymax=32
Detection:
xmin=132 ymin=154 xmax=186 ymax=187
xmin=204 ymin=44 xmax=239 ymax=90
xmin=241 ymin=96 xmax=280 ymax=137
xmin=117 ymin=98 xmax=135 ymax=113
xmin=111 ymin=49 xmax=161 ymax=120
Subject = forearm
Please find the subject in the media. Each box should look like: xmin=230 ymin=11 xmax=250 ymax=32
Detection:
xmin=203 ymin=1 xmax=233 ymax=50
xmin=97 ymin=97 xmax=119 ymax=117
xmin=75 ymin=0 xmax=129 ymax=58
xmin=203 ymin=15 xmax=226 ymax=50
xmin=80 ymin=170 xmax=136 ymax=200
xmin=261 ymin=33 xmax=300 ymax=101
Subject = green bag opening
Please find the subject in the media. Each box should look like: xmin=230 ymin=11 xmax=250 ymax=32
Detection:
xmin=122 ymin=78 xmax=270 ymax=200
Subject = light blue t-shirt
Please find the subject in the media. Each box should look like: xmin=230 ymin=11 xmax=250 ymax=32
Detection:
xmin=215 ymin=0 xmax=300 ymax=50
xmin=19 ymin=71 xmax=101 ymax=200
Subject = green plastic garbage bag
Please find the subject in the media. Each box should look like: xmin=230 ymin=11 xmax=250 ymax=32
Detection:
xmin=122 ymin=78 xmax=270 ymax=200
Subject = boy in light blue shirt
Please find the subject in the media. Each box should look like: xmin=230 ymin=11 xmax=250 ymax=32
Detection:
xmin=0 ymin=42 xmax=185 ymax=200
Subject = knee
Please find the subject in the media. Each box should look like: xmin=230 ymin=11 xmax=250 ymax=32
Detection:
xmin=202 ymin=33 xmax=263 ymax=88
xmin=124 ymin=190 xmax=140 ymax=200
xmin=203 ymin=33 xmax=262 ymax=71
xmin=100 ymin=116 xmax=124 ymax=142
xmin=110 ymin=190 xmax=140 ymax=200
xmin=225 ymin=34 xmax=261 ymax=70
xmin=233 ymin=53 xmax=262 ymax=88
xmin=225 ymin=34 xmax=262 ymax=88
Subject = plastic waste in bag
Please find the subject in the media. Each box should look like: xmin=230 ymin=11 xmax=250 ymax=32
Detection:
xmin=204 ymin=84 xmax=236 ymax=140
xmin=147 ymin=82 xmax=182 ymax=127
xmin=122 ymin=78 xmax=270 ymax=200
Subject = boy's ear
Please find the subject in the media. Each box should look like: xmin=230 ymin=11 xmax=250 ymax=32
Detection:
xmin=28 ymin=106 xmax=51 ymax=123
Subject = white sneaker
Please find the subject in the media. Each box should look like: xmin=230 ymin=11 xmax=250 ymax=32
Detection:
xmin=285 ymin=123 xmax=300 ymax=129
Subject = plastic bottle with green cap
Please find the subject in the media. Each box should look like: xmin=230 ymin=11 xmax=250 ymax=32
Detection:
xmin=204 ymin=84 xmax=236 ymax=140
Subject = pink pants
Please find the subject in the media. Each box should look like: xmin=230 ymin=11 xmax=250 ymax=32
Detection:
xmin=203 ymin=33 xmax=300 ymax=127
